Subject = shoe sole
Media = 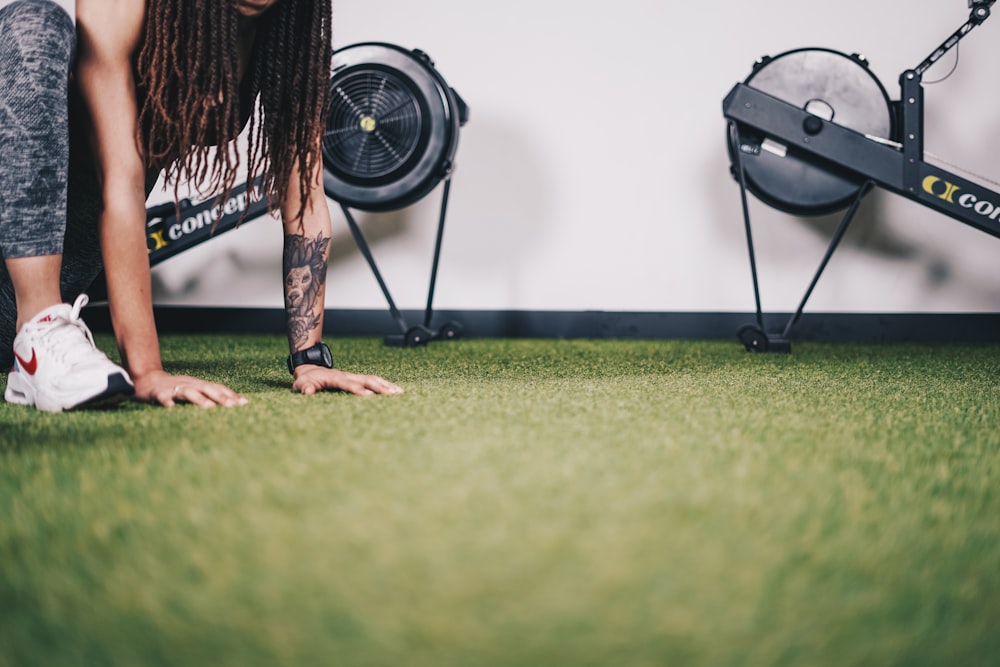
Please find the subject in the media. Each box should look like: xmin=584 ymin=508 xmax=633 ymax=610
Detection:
xmin=4 ymin=371 xmax=135 ymax=413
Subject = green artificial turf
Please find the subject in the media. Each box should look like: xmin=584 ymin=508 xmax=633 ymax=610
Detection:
xmin=1 ymin=335 xmax=999 ymax=666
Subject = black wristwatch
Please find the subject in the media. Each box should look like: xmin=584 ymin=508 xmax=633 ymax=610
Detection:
xmin=287 ymin=341 xmax=334 ymax=374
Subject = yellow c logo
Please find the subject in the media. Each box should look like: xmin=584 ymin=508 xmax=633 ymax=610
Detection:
xmin=148 ymin=230 xmax=168 ymax=253
xmin=922 ymin=176 xmax=961 ymax=204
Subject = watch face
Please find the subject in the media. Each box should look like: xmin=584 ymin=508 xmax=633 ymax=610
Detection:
xmin=319 ymin=343 xmax=333 ymax=368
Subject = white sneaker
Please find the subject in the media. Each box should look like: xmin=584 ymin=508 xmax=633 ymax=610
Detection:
xmin=4 ymin=294 xmax=134 ymax=412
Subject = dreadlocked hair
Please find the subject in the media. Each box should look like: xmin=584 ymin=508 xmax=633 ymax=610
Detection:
xmin=137 ymin=0 xmax=333 ymax=226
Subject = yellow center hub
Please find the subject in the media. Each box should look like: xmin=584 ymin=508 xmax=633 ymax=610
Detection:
xmin=359 ymin=116 xmax=377 ymax=133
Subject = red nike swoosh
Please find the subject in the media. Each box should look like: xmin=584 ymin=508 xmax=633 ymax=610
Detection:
xmin=14 ymin=349 xmax=38 ymax=375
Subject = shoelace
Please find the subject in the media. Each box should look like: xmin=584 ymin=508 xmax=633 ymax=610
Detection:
xmin=34 ymin=295 xmax=102 ymax=367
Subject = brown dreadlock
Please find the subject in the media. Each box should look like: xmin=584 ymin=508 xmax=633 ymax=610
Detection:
xmin=137 ymin=0 xmax=332 ymax=225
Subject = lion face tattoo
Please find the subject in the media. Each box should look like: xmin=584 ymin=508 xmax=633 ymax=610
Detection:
xmin=283 ymin=233 xmax=330 ymax=349
xmin=285 ymin=264 xmax=315 ymax=311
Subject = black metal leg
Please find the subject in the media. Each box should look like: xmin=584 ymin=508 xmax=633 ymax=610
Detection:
xmin=731 ymin=123 xmax=788 ymax=353
xmin=729 ymin=122 xmax=874 ymax=353
xmin=339 ymin=204 xmax=409 ymax=334
xmin=423 ymin=177 xmax=452 ymax=328
xmin=780 ymin=180 xmax=873 ymax=339
xmin=730 ymin=123 xmax=767 ymax=331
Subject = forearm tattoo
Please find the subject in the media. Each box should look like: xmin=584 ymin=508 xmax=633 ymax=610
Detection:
xmin=283 ymin=232 xmax=330 ymax=350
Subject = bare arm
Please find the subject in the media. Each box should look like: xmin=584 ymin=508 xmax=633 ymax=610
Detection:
xmin=282 ymin=155 xmax=402 ymax=396
xmin=75 ymin=0 xmax=246 ymax=407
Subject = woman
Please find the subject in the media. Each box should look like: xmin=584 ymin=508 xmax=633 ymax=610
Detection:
xmin=0 ymin=0 xmax=402 ymax=412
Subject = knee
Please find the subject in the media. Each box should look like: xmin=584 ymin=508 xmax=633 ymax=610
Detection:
xmin=0 ymin=0 xmax=76 ymax=61
xmin=2 ymin=0 xmax=73 ymax=29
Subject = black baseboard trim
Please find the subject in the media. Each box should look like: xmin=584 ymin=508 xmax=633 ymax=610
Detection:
xmin=83 ymin=306 xmax=1000 ymax=344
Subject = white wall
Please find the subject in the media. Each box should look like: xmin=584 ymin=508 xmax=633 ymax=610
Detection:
xmin=150 ymin=0 xmax=1000 ymax=313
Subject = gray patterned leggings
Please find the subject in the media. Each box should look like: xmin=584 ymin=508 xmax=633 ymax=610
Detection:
xmin=0 ymin=0 xmax=107 ymax=369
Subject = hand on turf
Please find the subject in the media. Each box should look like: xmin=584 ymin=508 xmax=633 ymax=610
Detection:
xmin=134 ymin=370 xmax=250 ymax=408
xmin=292 ymin=366 xmax=404 ymax=397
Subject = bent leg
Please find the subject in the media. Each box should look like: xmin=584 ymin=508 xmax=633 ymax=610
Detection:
xmin=0 ymin=0 xmax=76 ymax=367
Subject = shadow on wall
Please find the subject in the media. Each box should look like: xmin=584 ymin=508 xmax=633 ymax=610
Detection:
xmin=319 ymin=113 xmax=552 ymax=308
xmin=150 ymin=115 xmax=551 ymax=307
xmin=442 ymin=115 xmax=551 ymax=271
xmin=709 ymin=133 xmax=1000 ymax=311
xmin=328 ymin=209 xmax=409 ymax=263
xmin=795 ymin=193 xmax=938 ymax=273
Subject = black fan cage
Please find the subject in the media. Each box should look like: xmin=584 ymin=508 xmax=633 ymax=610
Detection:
xmin=323 ymin=43 xmax=466 ymax=212
xmin=324 ymin=65 xmax=430 ymax=185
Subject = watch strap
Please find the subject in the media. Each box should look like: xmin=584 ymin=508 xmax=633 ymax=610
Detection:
xmin=287 ymin=341 xmax=333 ymax=374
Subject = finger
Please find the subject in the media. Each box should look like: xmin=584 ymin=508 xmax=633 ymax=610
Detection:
xmin=348 ymin=374 xmax=402 ymax=395
xmin=366 ymin=376 xmax=404 ymax=395
xmin=291 ymin=375 xmax=318 ymax=395
xmin=308 ymin=379 xmax=354 ymax=395
xmin=296 ymin=380 xmax=317 ymax=396
xmin=157 ymin=382 xmax=188 ymax=407
xmin=291 ymin=371 xmax=400 ymax=397
xmin=150 ymin=387 xmax=177 ymax=408
xmin=197 ymin=382 xmax=249 ymax=407
xmin=305 ymin=376 xmax=372 ymax=396
xmin=351 ymin=383 xmax=377 ymax=397
xmin=179 ymin=385 xmax=244 ymax=409
xmin=335 ymin=375 xmax=377 ymax=396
